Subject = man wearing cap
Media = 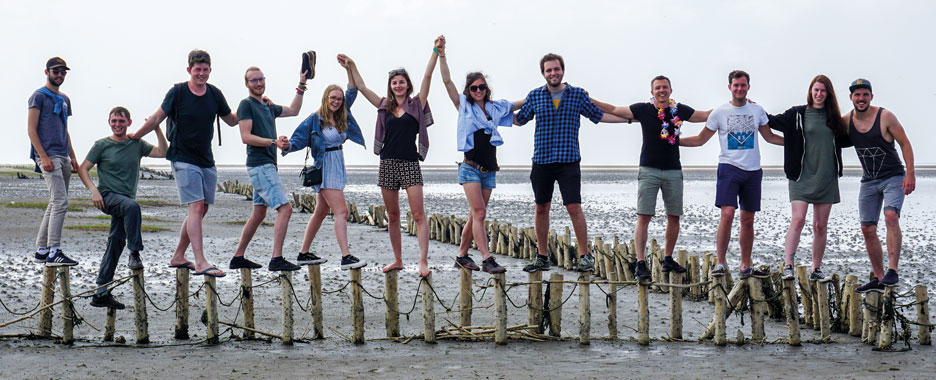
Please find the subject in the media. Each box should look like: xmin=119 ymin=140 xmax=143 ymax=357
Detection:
xmin=846 ymin=79 xmax=916 ymax=292
xmin=129 ymin=50 xmax=238 ymax=278
xmin=27 ymin=57 xmax=80 ymax=266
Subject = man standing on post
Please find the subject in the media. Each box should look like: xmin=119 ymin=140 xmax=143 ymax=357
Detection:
xmin=514 ymin=53 xmax=630 ymax=273
xmin=130 ymin=50 xmax=237 ymax=278
xmin=846 ymin=79 xmax=916 ymax=292
xmin=592 ymin=76 xmax=710 ymax=281
xmin=680 ymin=70 xmax=784 ymax=278
xmin=78 ymin=107 xmax=167 ymax=309
xmin=28 ymin=57 xmax=80 ymax=266
xmin=229 ymin=66 xmax=306 ymax=272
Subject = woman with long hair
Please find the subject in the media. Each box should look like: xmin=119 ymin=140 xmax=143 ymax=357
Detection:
xmin=768 ymin=75 xmax=850 ymax=281
xmin=343 ymin=37 xmax=441 ymax=277
xmin=283 ymin=58 xmax=366 ymax=270
xmin=437 ymin=37 xmax=522 ymax=274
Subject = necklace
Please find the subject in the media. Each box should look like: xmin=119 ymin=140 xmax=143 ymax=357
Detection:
xmin=654 ymin=98 xmax=682 ymax=145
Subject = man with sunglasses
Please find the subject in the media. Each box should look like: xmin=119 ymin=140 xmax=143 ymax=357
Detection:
xmin=229 ymin=66 xmax=306 ymax=272
xmin=28 ymin=57 xmax=80 ymax=266
xmin=129 ymin=50 xmax=237 ymax=278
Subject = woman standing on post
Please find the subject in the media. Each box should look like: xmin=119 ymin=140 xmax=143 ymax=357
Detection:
xmin=344 ymin=37 xmax=441 ymax=277
xmin=283 ymin=57 xmax=366 ymax=270
xmin=768 ymin=75 xmax=849 ymax=281
xmin=438 ymin=37 xmax=521 ymax=274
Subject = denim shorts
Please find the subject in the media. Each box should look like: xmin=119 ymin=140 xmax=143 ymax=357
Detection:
xmin=636 ymin=166 xmax=683 ymax=216
xmin=715 ymin=163 xmax=762 ymax=211
xmin=171 ymin=161 xmax=217 ymax=205
xmin=247 ymin=164 xmax=290 ymax=208
xmin=858 ymin=174 xmax=905 ymax=226
xmin=458 ymin=162 xmax=496 ymax=189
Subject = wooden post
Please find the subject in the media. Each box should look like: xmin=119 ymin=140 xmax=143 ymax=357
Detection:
xmin=606 ymin=250 xmax=618 ymax=340
xmin=38 ymin=266 xmax=55 ymax=336
xmin=815 ymin=280 xmax=832 ymax=342
xmin=548 ymin=273 xmax=563 ymax=337
xmin=579 ymin=273 xmax=591 ymax=345
xmin=205 ymin=276 xmax=219 ymax=345
xmin=280 ymin=272 xmax=295 ymax=345
xmin=703 ymin=253 xmax=713 ymax=304
xmin=104 ymin=307 xmax=116 ymax=341
xmin=844 ymin=275 xmax=862 ymax=337
xmin=713 ymin=274 xmax=727 ymax=346
xmin=915 ymin=285 xmax=931 ymax=345
xmin=305 ymin=264 xmax=324 ymax=339
xmin=350 ymin=268 xmax=365 ymax=344
xmin=132 ymin=268 xmax=149 ymax=344
xmin=58 ymin=267 xmax=74 ymax=345
xmin=669 ymin=272 xmax=684 ymax=340
xmin=173 ymin=268 xmax=190 ymax=340
xmin=810 ymin=280 xmax=821 ymax=331
xmin=796 ymin=265 xmax=813 ymax=328
xmin=494 ymin=272 xmax=507 ymax=345
xmin=689 ymin=255 xmax=701 ymax=300
xmin=239 ymin=268 xmax=255 ymax=340
xmin=422 ymin=273 xmax=436 ymax=343
xmin=528 ymin=271 xmax=543 ymax=333
xmin=459 ymin=268 xmax=473 ymax=327
xmin=863 ymin=291 xmax=882 ymax=344
xmin=384 ymin=270 xmax=400 ymax=338
xmin=878 ymin=286 xmax=897 ymax=349
xmin=782 ymin=278 xmax=801 ymax=346
xmin=638 ymin=281 xmax=650 ymax=345
xmin=747 ymin=277 xmax=766 ymax=343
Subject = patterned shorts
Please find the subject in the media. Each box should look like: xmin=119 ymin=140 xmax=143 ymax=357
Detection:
xmin=378 ymin=159 xmax=423 ymax=190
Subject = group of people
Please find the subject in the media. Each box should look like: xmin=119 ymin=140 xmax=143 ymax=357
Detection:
xmin=26 ymin=37 xmax=914 ymax=310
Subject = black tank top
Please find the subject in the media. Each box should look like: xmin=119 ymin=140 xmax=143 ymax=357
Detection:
xmin=465 ymin=129 xmax=498 ymax=171
xmin=848 ymin=108 xmax=905 ymax=182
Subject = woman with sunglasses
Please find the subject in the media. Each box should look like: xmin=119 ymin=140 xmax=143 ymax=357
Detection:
xmin=437 ymin=37 xmax=522 ymax=274
xmin=282 ymin=57 xmax=367 ymax=270
xmin=342 ymin=37 xmax=441 ymax=277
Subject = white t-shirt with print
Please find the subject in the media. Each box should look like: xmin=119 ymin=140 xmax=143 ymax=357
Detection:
xmin=705 ymin=102 xmax=769 ymax=171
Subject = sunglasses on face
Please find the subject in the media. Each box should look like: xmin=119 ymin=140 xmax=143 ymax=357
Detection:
xmin=50 ymin=68 xmax=68 ymax=75
xmin=388 ymin=68 xmax=407 ymax=76
xmin=469 ymin=84 xmax=488 ymax=93
xmin=247 ymin=77 xmax=266 ymax=84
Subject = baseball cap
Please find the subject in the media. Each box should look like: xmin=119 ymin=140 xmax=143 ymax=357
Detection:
xmin=46 ymin=57 xmax=70 ymax=70
xmin=849 ymin=78 xmax=872 ymax=93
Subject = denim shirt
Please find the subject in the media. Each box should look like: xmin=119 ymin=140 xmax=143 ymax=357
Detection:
xmin=284 ymin=86 xmax=365 ymax=169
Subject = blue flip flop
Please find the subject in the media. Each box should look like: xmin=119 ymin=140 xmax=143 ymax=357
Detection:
xmin=169 ymin=262 xmax=196 ymax=271
xmin=194 ymin=266 xmax=226 ymax=278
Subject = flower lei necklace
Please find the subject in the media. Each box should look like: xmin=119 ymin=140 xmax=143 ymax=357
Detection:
xmin=654 ymin=98 xmax=682 ymax=145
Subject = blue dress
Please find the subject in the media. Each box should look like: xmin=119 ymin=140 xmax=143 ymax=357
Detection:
xmin=316 ymin=125 xmax=348 ymax=192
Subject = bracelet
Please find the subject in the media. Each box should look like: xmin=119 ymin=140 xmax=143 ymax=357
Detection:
xmin=296 ymin=88 xmax=305 ymax=95
xmin=433 ymin=47 xmax=442 ymax=55
xmin=298 ymin=83 xmax=308 ymax=91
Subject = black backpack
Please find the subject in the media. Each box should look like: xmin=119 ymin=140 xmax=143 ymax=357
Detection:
xmin=167 ymin=82 xmax=226 ymax=146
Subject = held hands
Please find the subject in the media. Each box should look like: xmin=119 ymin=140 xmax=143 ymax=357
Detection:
xmin=91 ymin=190 xmax=105 ymax=211
xmin=337 ymin=54 xmax=353 ymax=69
xmin=275 ymin=135 xmax=290 ymax=151
xmin=434 ymin=35 xmax=445 ymax=56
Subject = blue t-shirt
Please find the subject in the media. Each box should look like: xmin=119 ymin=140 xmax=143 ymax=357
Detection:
xmin=28 ymin=88 xmax=72 ymax=160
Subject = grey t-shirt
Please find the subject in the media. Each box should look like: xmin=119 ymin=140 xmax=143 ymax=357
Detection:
xmin=237 ymin=97 xmax=283 ymax=167
xmin=550 ymin=87 xmax=565 ymax=109
xmin=28 ymin=88 xmax=73 ymax=159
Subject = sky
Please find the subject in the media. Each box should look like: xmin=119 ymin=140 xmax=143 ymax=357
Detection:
xmin=4 ymin=0 xmax=933 ymax=168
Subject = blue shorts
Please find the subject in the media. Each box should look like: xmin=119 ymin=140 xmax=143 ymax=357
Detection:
xmin=171 ymin=161 xmax=217 ymax=205
xmin=858 ymin=174 xmax=905 ymax=226
xmin=247 ymin=164 xmax=290 ymax=208
xmin=458 ymin=162 xmax=496 ymax=189
xmin=715 ymin=163 xmax=762 ymax=211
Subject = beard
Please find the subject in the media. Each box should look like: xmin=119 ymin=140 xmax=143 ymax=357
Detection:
xmin=47 ymin=75 xmax=64 ymax=86
xmin=249 ymin=87 xmax=265 ymax=97
xmin=854 ymin=103 xmax=869 ymax=112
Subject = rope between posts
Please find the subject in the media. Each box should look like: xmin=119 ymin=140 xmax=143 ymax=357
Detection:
xmin=0 ymin=295 xmax=43 ymax=316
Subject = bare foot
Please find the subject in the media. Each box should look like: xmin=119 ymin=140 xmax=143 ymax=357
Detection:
xmin=382 ymin=262 xmax=404 ymax=273
xmin=418 ymin=263 xmax=431 ymax=278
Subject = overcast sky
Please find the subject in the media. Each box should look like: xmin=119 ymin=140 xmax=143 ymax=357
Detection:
xmin=4 ymin=0 xmax=932 ymax=168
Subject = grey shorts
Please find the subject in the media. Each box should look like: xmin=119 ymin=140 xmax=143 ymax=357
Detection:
xmin=636 ymin=166 xmax=683 ymax=216
xmin=858 ymin=174 xmax=905 ymax=226
xmin=171 ymin=161 xmax=217 ymax=205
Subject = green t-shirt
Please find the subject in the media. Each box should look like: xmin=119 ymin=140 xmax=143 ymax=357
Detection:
xmin=86 ymin=137 xmax=154 ymax=199
xmin=237 ymin=97 xmax=284 ymax=167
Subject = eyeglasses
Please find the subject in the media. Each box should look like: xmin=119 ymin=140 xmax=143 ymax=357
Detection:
xmin=388 ymin=68 xmax=407 ymax=76
xmin=50 ymin=68 xmax=68 ymax=75
xmin=247 ymin=77 xmax=266 ymax=84
xmin=469 ymin=84 xmax=488 ymax=93
xmin=328 ymin=96 xmax=343 ymax=101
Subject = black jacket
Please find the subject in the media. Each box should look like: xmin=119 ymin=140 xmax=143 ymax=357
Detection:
xmin=767 ymin=105 xmax=852 ymax=181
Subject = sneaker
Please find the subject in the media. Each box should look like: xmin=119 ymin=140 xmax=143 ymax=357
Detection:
xmin=340 ymin=255 xmax=366 ymax=270
xmin=46 ymin=251 xmax=78 ymax=266
xmin=296 ymin=252 xmax=327 ymax=265
xmin=575 ymin=254 xmax=595 ymax=273
xmin=269 ymin=256 xmax=301 ymax=272
xmin=781 ymin=265 xmax=794 ymax=280
xmin=856 ymin=277 xmax=885 ymax=293
xmin=481 ymin=257 xmax=506 ymax=274
xmin=635 ymin=260 xmax=651 ymax=281
xmin=881 ymin=269 xmax=899 ymax=286
xmin=33 ymin=250 xmax=49 ymax=262
xmin=711 ymin=263 xmax=726 ymax=276
xmin=229 ymin=256 xmax=263 ymax=270
xmin=90 ymin=293 xmax=126 ymax=310
xmin=739 ymin=266 xmax=769 ymax=279
xmin=128 ymin=250 xmax=144 ymax=270
xmin=522 ymin=255 xmax=551 ymax=273
xmin=661 ymin=256 xmax=687 ymax=274
xmin=455 ymin=255 xmax=480 ymax=271
xmin=809 ymin=268 xmax=825 ymax=281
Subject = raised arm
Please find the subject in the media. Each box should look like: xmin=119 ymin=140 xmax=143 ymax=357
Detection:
xmin=436 ymin=37 xmax=460 ymax=109
xmin=680 ymin=126 xmax=716 ymax=147
xmin=340 ymin=54 xmax=381 ymax=108
xmin=130 ymin=108 xmax=168 ymax=140
xmin=77 ymin=159 xmax=104 ymax=211
xmin=148 ymin=125 xmax=168 ymax=158
xmin=417 ymin=36 xmax=443 ymax=108
xmin=758 ymin=124 xmax=784 ymax=146
xmin=512 ymin=99 xmax=525 ymax=112
xmin=590 ymin=97 xmax=635 ymax=120
xmin=279 ymin=70 xmax=308 ymax=117
xmin=687 ymin=109 xmax=712 ymax=123
xmin=885 ymin=110 xmax=915 ymax=194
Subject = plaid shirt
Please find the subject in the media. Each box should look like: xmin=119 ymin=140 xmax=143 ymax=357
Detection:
xmin=515 ymin=84 xmax=604 ymax=164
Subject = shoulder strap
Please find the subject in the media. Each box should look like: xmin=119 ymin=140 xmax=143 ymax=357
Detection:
xmin=206 ymin=84 xmax=223 ymax=146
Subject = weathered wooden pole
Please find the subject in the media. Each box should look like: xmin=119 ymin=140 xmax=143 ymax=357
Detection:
xmin=689 ymin=255 xmax=701 ymax=300
xmin=815 ymin=280 xmax=832 ymax=341
xmin=638 ymin=281 xmax=650 ymax=345
xmin=795 ymin=265 xmax=813 ymax=328
xmin=309 ymin=264 xmax=324 ymax=339
xmin=494 ymin=272 xmax=507 ymax=345
xmin=810 ymin=279 xmax=821 ymax=331
xmin=174 ymin=268 xmax=190 ymax=339
xmin=844 ymin=275 xmax=862 ymax=337
xmin=747 ymin=277 xmax=766 ymax=343
xmin=703 ymin=253 xmax=713 ymax=304
xmin=280 ymin=272 xmax=295 ymax=345
xmin=578 ymin=273 xmax=591 ymax=345
xmin=104 ymin=307 xmax=116 ymax=342
xmin=205 ymin=276 xmax=219 ymax=345
xmin=782 ymin=277 xmax=801 ymax=345
xmin=877 ymin=285 xmax=897 ymax=349
xmin=384 ymin=270 xmax=400 ymax=338
xmin=863 ymin=291 xmax=882 ymax=344
xmin=915 ymin=285 xmax=931 ymax=345
xmin=421 ymin=273 xmax=436 ymax=343
xmin=605 ymin=250 xmax=618 ymax=340
xmin=239 ymin=268 xmax=255 ymax=339
xmin=528 ymin=271 xmax=543 ymax=333
xmin=350 ymin=268 xmax=365 ymax=344
xmin=132 ymin=268 xmax=149 ymax=344
xmin=459 ymin=267 xmax=473 ymax=327
xmin=58 ymin=267 xmax=74 ymax=345
xmin=669 ymin=272 xmax=684 ymax=340
xmin=713 ymin=274 xmax=727 ymax=346
xmin=548 ymin=273 xmax=563 ymax=337
xmin=38 ymin=266 xmax=55 ymax=336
